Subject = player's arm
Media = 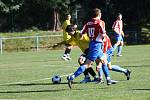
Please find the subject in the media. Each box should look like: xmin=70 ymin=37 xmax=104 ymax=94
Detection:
xmin=121 ymin=31 xmax=124 ymax=37
xmin=121 ymin=21 xmax=124 ymax=37
xmin=100 ymin=25 xmax=107 ymax=37
xmin=112 ymin=21 xmax=120 ymax=34
xmin=79 ymin=24 xmax=87 ymax=39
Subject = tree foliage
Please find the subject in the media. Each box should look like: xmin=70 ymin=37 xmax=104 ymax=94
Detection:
xmin=0 ymin=0 xmax=149 ymax=32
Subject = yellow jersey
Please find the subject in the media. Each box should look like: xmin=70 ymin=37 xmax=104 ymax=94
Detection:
xmin=62 ymin=20 xmax=71 ymax=41
xmin=62 ymin=20 xmax=76 ymax=45
xmin=73 ymin=31 xmax=90 ymax=52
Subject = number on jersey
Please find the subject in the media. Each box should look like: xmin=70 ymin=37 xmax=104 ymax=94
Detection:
xmin=88 ymin=28 xmax=95 ymax=37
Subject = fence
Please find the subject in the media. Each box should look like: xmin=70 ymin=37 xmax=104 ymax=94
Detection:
xmin=0 ymin=31 xmax=139 ymax=54
xmin=0 ymin=35 xmax=62 ymax=54
xmin=109 ymin=31 xmax=139 ymax=44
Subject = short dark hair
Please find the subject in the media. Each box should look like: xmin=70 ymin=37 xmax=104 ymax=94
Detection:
xmin=91 ymin=8 xmax=101 ymax=18
xmin=65 ymin=25 xmax=74 ymax=33
xmin=117 ymin=13 xmax=122 ymax=17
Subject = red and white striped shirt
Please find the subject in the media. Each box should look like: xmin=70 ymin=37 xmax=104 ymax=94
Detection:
xmin=112 ymin=19 xmax=123 ymax=34
xmin=81 ymin=19 xmax=106 ymax=42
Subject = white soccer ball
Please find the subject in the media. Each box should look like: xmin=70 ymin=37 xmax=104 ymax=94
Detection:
xmin=52 ymin=75 xmax=61 ymax=84
xmin=78 ymin=54 xmax=86 ymax=65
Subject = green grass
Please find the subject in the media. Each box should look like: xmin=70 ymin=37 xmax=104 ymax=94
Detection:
xmin=0 ymin=45 xmax=150 ymax=100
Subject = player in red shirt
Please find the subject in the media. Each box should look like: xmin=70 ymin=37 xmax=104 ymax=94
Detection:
xmin=97 ymin=34 xmax=131 ymax=82
xmin=112 ymin=13 xmax=124 ymax=57
xmin=67 ymin=8 xmax=115 ymax=89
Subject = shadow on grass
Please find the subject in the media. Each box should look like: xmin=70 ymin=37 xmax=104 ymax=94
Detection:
xmin=4 ymin=82 xmax=80 ymax=86
xmin=0 ymin=89 xmax=69 ymax=93
xmin=0 ymin=85 xmax=108 ymax=94
xmin=131 ymin=88 xmax=150 ymax=91
xmin=31 ymin=59 xmax=60 ymax=62
xmin=123 ymin=65 xmax=150 ymax=68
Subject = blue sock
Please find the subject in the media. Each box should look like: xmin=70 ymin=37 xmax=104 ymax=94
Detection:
xmin=98 ymin=67 xmax=103 ymax=78
xmin=117 ymin=46 xmax=123 ymax=55
xmin=113 ymin=44 xmax=118 ymax=53
xmin=111 ymin=65 xmax=127 ymax=73
xmin=72 ymin=65 xmax=86 ymax=79
xmin=102 ymin=64 xmax=110 ymax=78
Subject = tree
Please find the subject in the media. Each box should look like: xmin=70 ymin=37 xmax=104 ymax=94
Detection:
xmin=49 ymin=0 xmax=69 ymax=31
xmin=0 ymin=0 xmax=23 ymax=32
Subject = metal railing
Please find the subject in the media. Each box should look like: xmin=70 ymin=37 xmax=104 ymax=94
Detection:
xmin=0 ymin=35 xmax=62 ymax=54
xmin=0 ymin=31 xmax=139 ymax=54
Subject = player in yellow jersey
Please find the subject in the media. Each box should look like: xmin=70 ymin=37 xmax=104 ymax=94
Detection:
xmin=62 ymin=14 xmax=77 ymax=61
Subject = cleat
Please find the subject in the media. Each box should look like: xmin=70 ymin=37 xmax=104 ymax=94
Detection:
xmin=67 ymin=76 xmax=73 ymax=89
xmin=125 ymin=69 xmax=131 ymax=80
xmin=66 ymin=56 xmax=72 ymax=60
xmin=62 ymin=56 xmax=69 ymax=61
xmin=110 ymin=80 xmax=118 ymax=84
xmin=107 ymin=79 xmax=118 ymax=85
xmin=92 ymin=77 xmax=99 ymax=82
xmin=117 ymin=54 xmax=122 ymax=57
xmin=80 ymin=77 xmax=91 ymax=83
xmin=95 ymin=78 xmax=104 ymax=84
xmin=107 ymin=79 xmax=112 ymax=85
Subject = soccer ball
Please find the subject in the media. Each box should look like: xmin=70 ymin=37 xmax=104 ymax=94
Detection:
xmin=78 ymin=54 xmax=86 ymax=65
xmin=52 ymin=75 xmax=61 ymax=84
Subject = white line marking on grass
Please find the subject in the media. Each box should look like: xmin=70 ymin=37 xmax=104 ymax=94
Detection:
xmin=0 ymin=99 xmax=18 ymax=100
xmin=0 ymin=73 xmax=73 ymax=86
xmin=0 ymin=65 xmax=78 ymax=70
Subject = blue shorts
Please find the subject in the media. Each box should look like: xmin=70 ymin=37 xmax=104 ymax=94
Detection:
xmin=115 ymin=33 xmax=123 ymax=42
xmin=106 ymin=47 xmax=114 ymax=63
xmin=87 ymin=41 xmax=104 ymax=61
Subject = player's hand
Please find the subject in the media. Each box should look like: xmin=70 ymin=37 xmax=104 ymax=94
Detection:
xmin=121 ymin=31 xmax=125 ymax=37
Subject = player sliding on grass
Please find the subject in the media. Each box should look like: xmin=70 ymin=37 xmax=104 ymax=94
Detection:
xmin=67 ymin=8 xmax=117 ymax=89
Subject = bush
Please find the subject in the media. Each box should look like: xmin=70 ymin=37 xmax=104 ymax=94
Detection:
xmin=140 ymin=25 xmax=150 ymax=44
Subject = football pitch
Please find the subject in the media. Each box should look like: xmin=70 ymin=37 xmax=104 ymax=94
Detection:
xmin=0 ymin=45 xmax=150 ymax=100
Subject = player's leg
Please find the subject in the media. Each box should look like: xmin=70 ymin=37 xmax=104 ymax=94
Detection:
xmin=62 ymin=44 xmax=72 ymax=61
xmin=117 ymin=36 xmax=123 ymax=56
xmin=69 ymin=57 xmax=95 ymax=80
xmin=110 ymin=65 xmax=131 ymax=80
xmin=78 ymin=54 xmax=92 ymax=83
xmin=117 ymin=41 xmax=123 ymax=56
xmin=101 ymin=51 xmax=118 ymax=85
xmin=113 ymin=35 xmax=119 ymax=52
xmin=67 ymin=59 xmax=93 ymax=88
xmin=62 ymin=37 xmax=76 ymax=60
xmin=80 ymin=69 xmax=91 ymax=83
xmin=67 ymin=41 xmax=101 ymax=88
xmin=87 ymin=67 xmax=97 ymax=78
xmin=96 ymin=59 xmax=117 ymax=85
xmin=62 ymin=32 xmax=72 ymax=60
xmin=80 ymin=67 xmax=97 ymax=83
xmin=101 ymin=62 xmax=111 ymax=85
xmin=113 ymin=42 xmax=119 ymax=52
xmin=96 ymin=63 xmax=104 ymax=83
xmin=113 ymin=34 xmax=121 ymax=56
xmin=95 ymin=59 xmax=104 ymax=83
xmin=107 ymin=48 xmax=131 ymax=80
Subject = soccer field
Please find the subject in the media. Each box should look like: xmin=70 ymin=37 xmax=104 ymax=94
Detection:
xmin=0 ymin=45 xmax=150 ymax=100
